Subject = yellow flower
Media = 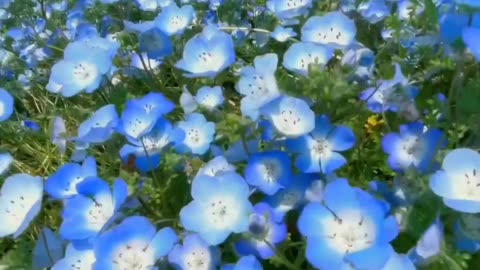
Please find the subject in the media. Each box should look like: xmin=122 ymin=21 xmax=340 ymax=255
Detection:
xmin=364 ymin=115 xmax=384 ymax=134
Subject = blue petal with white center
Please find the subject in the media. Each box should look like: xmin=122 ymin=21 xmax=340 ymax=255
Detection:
xmin=168 ymin=233 xmax=221 ymax=270
xmin=154 ymin=4 xmax=195 ymax=36
xmin=302 ymin=11 xmax=357 ymax=48
xmin=283 ymin=42 xmax=334 ymax=76
xmin=51 ymin=243 xmax=95 ymax=270
xmin=195 ymin=86 xmax=224 ymax=111
xmin=175 ymin=113 xmax=215 ymax=155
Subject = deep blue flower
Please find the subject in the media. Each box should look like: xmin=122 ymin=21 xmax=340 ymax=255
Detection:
xmin=175 ymin=25 xmax=235 ymax=78
xmin=430 ymin=148 xmax=480 ymax=213
xmin=93 ymin=216 xmax=178 ymax=269
xmin=463 ymin=27 xmax=480 ymax=62
xmin=283 ymin=42 xmax=334 ymax=76
xmin=45 ymin=157 xmax=97 ymax=200
xmin=154 ymin=4 xmax=195 ymax=36
xmin=439 ymin=13 xmax=469 ymax=44
xmin=168 ymin=233 xmax=221 ymax=270
xmin=382 ymin=122 xmax=444 ymax=173
xmin=287 ymin=115 xmax=355 ymax=174
xmin=244 ymin=150 xmax=293 ymax=195
xmin=180 ymin=172 xmax=253 ymax=245
xmin=298 ymin=179 xmax=399 ymax=270
xmin=0 ymin=88 xmax=13 ymax=122
xmin=175 ymin=113 xmax=215 ymax=155
xmin=0 ymin=174 xmax=43 ymax=238
xmin=235 ymin=202 xmax=288 ymax=259
xmin=302 ymin=11 xmax=357 ymax=48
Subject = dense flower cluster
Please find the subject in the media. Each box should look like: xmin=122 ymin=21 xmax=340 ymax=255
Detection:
xmin=1 ymin=0 xmax=480 ymax=269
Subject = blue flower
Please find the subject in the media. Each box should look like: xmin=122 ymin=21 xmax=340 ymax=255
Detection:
xmin=118 ymin=92 xmax=175 ymax=139
xmin=266 ymin=0 xmax=313 ymax=20
xmin=271 ymin=26 xmax=296 ymax=42
xmin=244 ymin=150 xmax=293 ymax=195
xmin=236 ymin=53 xmax=281 ymax=120
xmin=135 ymin=0 xmax=159 ymax=11
xmin=139 ymin=28 xmax=173 ymax=59
xmin=222 ymin=255 xmax=263 ymax=270
xmin=47 ymin=41 xmax=113 ymax=97
xmin=179 ymin=86 xmax=199 ymax=114
xmin=120 ymin=118 xmax=184 ymax=172
xmin=283 ymin=42 xmax=334 ymax=76
xmin=0 ymin=174 xmax=43 ymax=238
xmin=382 ymin=122 xmax=444 ymax=173
xmin=463 ymin=27 xmax=480 ymax=62
xmin=168 ymin=233 xmax=221 ymax=270
xmin=408 ymin=218 xmax=443 ymax=265
xmin=196 ymin=155 xmax=236 ymax=177
xmin=0 ymin=152 xmax=13 ymax=175
xmin=74 ymin=104 xmax=119 ymax=144
xmin=298 ymin=179 xmax=399 ymax=270
xmin=0 ymin=88 xmax=13 ymax=122
xmin=397 ymin=0 xmax=425 ymax=21
xmin=51 ymin=116 xmax=67 ymax=154
xmin=175 ymin=113 xmax=215 ymax=155
xmin=180 ymin=172 xmax=253 ymax=245
xmin=439 ymin=13 xmax=469 ymax=44
xmin=60 ymin=178 xmax=128 ymax=241
xmin=358 ymin=0 xmax=390 ymax=24
xmin=287 ymin=115 xmax=355 ymax=173
xmin=175 ymin=25 xmax=235 ymax=78
xmin=33 ymin=227 xmax=65 ymax=269
xmin=155 ymin=4 xmax=195 ymax=36
xmin=455 ymin=0 xmax=480 ymax=7
xmin=195 ymin=86 xmax=224 ymax=111
xmin=261 ymin=96 xmax=315 ymax=138
xmin=430 ymin=148 xmax=480 ymax=213
xmin=45 ymin=157 xmax=97 ymax=200
xmin=301 ymin=11 xmax=357 ymax=48
xmin=93 ymin=216 xmax=178 ymax=269
xmin=235 ymin=202 xmax=287 ymax=259
xmin=51 ymin=243 xmax=95 ymax=270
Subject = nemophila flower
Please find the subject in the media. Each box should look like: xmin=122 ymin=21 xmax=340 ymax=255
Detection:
xmin=168 ymin=233 xmax=221 ymax=270
xmin=195 ymin=86 xmax=224 ymax=111
xmin=118 ymin=92 xmax=175 ymax=139
xmin=33 ymin=227 xmax=65 ymax=269
xmin=266 ymin=173 xmax=319 ymax=221
xmin=298 ymin=179 xmax=399 ymax=270
xmin=382 ymin=122 xmax=444 ymax=173
xmin=135 ymin=0 xmax=159 ymax=11
xmin=236 ymin=53 xmax=281 ymax=120
xmin=301 ymin=11 xmax=357 ymax=48
xmin=75 ymin=36 xmax=120 ymax=59
xmin=283 ymin=42 xmax=334 ymax=76
xmin=408 ymin=218 xmax=443 ymax=265
xmin=222 ymin=255 xmax=263 ymax=270
xmin=175 ymin=113 xmax=215 ymax=155
xmin=358 ymin=0 xmax=390 ymax=24
xmin=223 ymin=138 xmax=261 ymax=163
xmin=0 ymin=174 xmax=43 ymax=238
xmin=21 ymin=120 xmax=41 ymax=132
xmin=244 ymin=150 xmax=293 ymax=195
xmin=52 ymin=243 xmax=95 ymax=270
xmin=0 ymin=88 xmax=13 ymax=122
xmin=175 ymin=25 xmax=235 ymax=78
xmin=120 ymin=118 xmax=184 ymax=172
xmin=47 ymin=41 xmax=112 ymax=97
xmin=139 ymin=28 xmax=173 ymax=59
xmin=0 ymin=152 xmax=13 ymax=175
xmin=196 ymin=155 xmax=236 ymax=177
xmin=235 ymin=202 xmax=287 ymax=259
xmin=439 ymin=13 xmax=469 ymax=44
xmin=51 ymin=116 xmax=67 ymax=154
xmin=430 ymin=148 xmax=480 ymax=213
xmin=74 ymin=104 xmax=119 ymax=144
xmin=123 ymin=20 xmax=155 ymax=33
xmin=155 ymin=4 xmax=195 ymax=36
xmin=180 ymin=86 xmax=199 ymax=114
xmin=93 ymin=216 xmax=178 ymax=270
xmin=287 ymin=115 xmax=355 ymax=174
xmin=45 ymin=157 xmax=97 ymax=200
xmin=463 ymin=27 xmax=480 ymax=61
xmin=454 ymin=214 xmax=480 ymax=253
xmin=261 ymin=95 xmax=315 ymax=138
xmin=180 ymin=172 xmax=253 ymax=245
xmin=271 ymin=26 xmax=296 ymax=42
xmin=381 ymin=252 xmax=416 ymax=270
xmin=266 ymin=0 xmax=313 ymax=20
xmin=60 ymin=178 xmax=128 ymax=241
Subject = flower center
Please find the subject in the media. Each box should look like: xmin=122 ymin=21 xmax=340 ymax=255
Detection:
xmin=455 ymin=169 xmax=480 ymax=200
xmin=208 ymin=197 xmax=238 ymax=229
xmin=86 ymin=201 xmax=113 ymax=229
xmin=112 ymin=243 xmax=154 ymax=270
xmin=186 ymin=128 xmax=203 ymax=147
xmin=73 ymin=62 xmax=97 ymax=83
xmin=260 ymin=161 xmax=280 ymax=183
xmin=184 ymin=249 xmax=211 ymax=270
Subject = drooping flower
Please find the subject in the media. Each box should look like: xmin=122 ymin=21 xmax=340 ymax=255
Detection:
xmin=0 ymin=88 xmax=14 ymax=122
xmin=154 ymin=4 xmax=195 ymax=36
xmin=287 ymin=115 xmax=355 ymax=174
xmin=139 ymin=27 xmax=173 ymax=59
xmin=0 ymin=174 xmax=43 ymax=238
xmin=408 ymin=218 xmax=443 ymax=265
xmin=74 ymin=104 xmax=119 ymax=144
xmin=175 ymin=113 xmax=215 ymax=155
xmin=93 ymin=216 xmax=178 ymax=270
xmin=0 ymin=152 xmax=13 ymax=175
xmin=168 ymin=233 xmax=221 ymax=270
xmin=180 ymin=172 xmax=253 ymax=245
xmin=60 ymin=178 xmax=128 ymax=241
xmin=298 ymin=179 xmax=399 ymax=270
xmin=236 ymin=53 xmax=281 ymax=120
xmin=382 ymin=122 xmax=444 ymax=173
xmin=51 ymin=116 xmax=67 ymax=154
xmin=33 ymin=227 xmax=65 ymax=269
xmin=51 ymin=243 xmax=95 ymax=270
xmin=430 ymin=148 xmax=480 ymax=213
xmin=282 ymin=42 xmax=334 ymax=76
xmin=175 ymin=25 xmax=235 ymax=78
xmin=244 ymin=150 xmax=293 ymax=195
xmin=45 ymin=157 xmax=97 ymax=200
xmin=301 ymin=11 xmax=357 ymax=48
xmin=261 ymin=95 xmax=315 ymax=138
xmin=235 ymin=202 xmax=288 ymax=259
